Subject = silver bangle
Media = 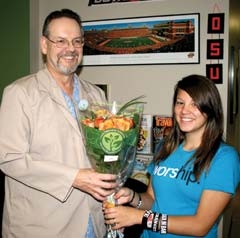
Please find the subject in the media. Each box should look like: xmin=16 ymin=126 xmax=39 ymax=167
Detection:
xmin=136 ymin=193 xmax=142 ymax=209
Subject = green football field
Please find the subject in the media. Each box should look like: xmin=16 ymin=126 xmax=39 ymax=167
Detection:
xmin=104 ymin=37 xmax=156 ymax=48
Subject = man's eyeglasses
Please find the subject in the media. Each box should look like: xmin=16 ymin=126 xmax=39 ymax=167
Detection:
xmin=45 ymin=36 xmax=84 ymax=48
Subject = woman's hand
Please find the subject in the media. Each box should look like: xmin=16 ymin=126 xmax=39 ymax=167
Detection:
xmin=103 ymin=205 xmax=145 ymax=230
xmin=113 ymin=187 xmax=134 ymax=205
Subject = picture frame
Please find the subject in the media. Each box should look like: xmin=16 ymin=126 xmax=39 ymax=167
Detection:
xmin=88 ymin=0 xmax=162 ymax=6
xmin=82 ymin=13 xmax=200 ymax=66
xmin=95 ymin=84 xmax=109 ymax=100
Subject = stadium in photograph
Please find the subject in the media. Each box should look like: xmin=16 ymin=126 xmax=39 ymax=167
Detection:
xmin=82 ymin=14 xmax=199 ymax=65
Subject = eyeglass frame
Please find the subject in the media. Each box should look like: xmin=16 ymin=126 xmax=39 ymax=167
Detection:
xmin=44 ymin=36 xmax=84 ymax=48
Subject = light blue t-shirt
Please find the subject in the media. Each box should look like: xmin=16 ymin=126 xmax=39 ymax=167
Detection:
xmin=141 ymin=142 xmax=240 ymax=238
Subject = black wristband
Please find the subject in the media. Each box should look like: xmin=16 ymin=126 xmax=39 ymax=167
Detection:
xmin=160 ymin=214 xmax=168 ymax=234
xmin=142 ymin=210 xmax=153 ymax=230
xmin=129 ymin=190 xmax=135 ymax=204
xmin=142 ymin=210 xmax=161 ymax=232
xmin=152 ymin=212 xmax=160 ymax=232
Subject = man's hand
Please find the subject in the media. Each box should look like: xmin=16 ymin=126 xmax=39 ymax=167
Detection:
xmin=73 ymin=168 xmax=117 ymax=201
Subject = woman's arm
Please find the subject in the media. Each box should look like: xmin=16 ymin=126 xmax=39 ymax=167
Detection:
xmin=113 ymin=177 xmax=154 ymax=210
xmin=167 ymin=190 xmax=231 ymax=236
xmin=104 ymin=179 xmax=155 ymax=227
xmin=104 ymin=189 xmax=231 ymax=236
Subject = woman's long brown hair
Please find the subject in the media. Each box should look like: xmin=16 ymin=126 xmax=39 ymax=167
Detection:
xmin=154 ymin=74 xmax=224 ymax=180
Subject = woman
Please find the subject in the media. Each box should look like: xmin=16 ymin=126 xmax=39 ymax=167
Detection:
xmin=103 ymin=74 xmax=240 ymax=237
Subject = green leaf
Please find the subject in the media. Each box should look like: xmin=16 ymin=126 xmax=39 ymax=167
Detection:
xmin=116 ymin=95 xmax=146 ymax=115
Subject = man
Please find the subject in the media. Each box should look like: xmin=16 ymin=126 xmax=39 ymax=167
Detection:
xmin=0 ymin=9 xmax=117 ymax=238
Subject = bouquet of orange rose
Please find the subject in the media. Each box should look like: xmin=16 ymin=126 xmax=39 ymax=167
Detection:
xmin=74 ymin=96 xmax=145 ymax=238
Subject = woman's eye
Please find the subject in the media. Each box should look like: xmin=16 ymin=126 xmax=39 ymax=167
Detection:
xmin=176 ymin=101 xmax=183 ymax=105
xmin=191 ymin=102 xmax=198 ymax=108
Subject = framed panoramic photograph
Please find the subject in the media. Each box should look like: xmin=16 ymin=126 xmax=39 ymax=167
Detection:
xmin=88 ymin=0 xmax=164 ymax=6
xmin=82 ymin=13 xmax=200 ymax=66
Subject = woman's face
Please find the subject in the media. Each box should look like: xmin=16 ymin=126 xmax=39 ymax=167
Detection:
xmin=174 ymin=89 xmax=207 ymax=137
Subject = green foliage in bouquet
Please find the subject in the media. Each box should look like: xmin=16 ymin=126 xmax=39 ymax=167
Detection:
xmin=82 ymin=125 xmax=139 ymax=173
xmin=79 ymin=95 xmax=146 ymax=174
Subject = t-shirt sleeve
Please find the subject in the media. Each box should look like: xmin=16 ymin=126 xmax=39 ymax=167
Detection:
xmin=204 ymin=144 xmax=240 ymax=195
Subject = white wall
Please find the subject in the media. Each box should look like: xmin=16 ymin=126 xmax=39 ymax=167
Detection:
xmin=30 ymin=0 xmax=229 ymax=125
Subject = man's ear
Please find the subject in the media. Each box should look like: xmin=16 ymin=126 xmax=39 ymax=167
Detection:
xmin=40 ymin=36 xmax=48 ymax=55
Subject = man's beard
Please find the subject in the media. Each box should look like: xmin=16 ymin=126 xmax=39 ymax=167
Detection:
xmin=56 ymin=52 xmax=80 ymax=75
xmin=57 ymin=62 xmax=79 ymax=74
